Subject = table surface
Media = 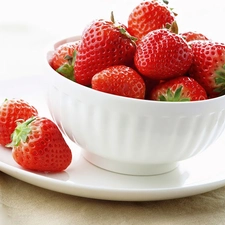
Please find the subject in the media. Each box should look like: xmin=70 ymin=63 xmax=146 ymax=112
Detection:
xmin=1 ymin=0 xmax=225 ymax=224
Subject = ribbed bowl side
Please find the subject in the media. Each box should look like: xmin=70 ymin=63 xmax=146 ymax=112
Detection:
xmin=47 ymin=84 xmax=225 ymax=165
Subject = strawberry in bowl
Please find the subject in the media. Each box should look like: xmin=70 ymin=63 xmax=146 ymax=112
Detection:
xmin=74 ymin=13 xmax=136 ymax=86
xmin=188 ymin=40 xmax=225 ymax=98
xmin=134 ymin=28 xmax=193 ymax=80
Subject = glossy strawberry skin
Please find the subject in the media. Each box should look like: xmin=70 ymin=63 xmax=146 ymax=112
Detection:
xmin=188 ymin=40 xmax=225 ymax=98
xmin=50 ymin=41 xmax=80 ymax=70
xmin=0 ymin=99 xmax=38 ymax=146
xmin=91 ymin=65 xmax=146 ymax=99
xmin=127 ymin=0 xmax=175 ymax=39
xmin=180 ymin=31 xmax=208 ymax=42
xmin=134 ymin=29 xmax=193 ymax=80
xmin=50 ymin=41 xmax=80 ymax=80
xmin=150 ymin=76 xmax=207 ymax=101
xmin=74 ymin=19 xmax=136 ymax=86
xmin=11 ymin=117 xmax=72 ymax=172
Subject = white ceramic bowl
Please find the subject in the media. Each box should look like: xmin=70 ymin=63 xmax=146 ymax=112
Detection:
xmin=46 ymin=36 xmax=225 ymax=175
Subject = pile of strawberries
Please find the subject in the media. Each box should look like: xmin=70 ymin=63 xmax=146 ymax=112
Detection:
xmin=50 ymin=0 xmax=225 ymax=101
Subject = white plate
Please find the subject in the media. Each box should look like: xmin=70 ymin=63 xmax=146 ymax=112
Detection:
xmin=1 ymin=75 xmax=225 ymax=201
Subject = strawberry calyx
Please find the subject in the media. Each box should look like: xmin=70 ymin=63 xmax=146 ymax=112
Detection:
xmin=110 ymin=11 xmax=138 ymax=43
xmin=159 ymin=86 xmax=190 ymax=101
xmin=6 ymin=117 xmax=36 ymax=147
xmin=214 ymin=64 xmax=225 ymax=95
xmin=163 ymin=0 xmax=169 ymax=4
xmin=56 ymin=50 xmax=77 ymax=81
xmin=165 ymin=21 xmax=179 ymax=34
xmin=118 ymin=26 xmax=138 ymax=43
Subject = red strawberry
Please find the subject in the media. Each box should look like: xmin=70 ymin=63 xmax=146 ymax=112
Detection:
xmin=127 ymin=0 xmax=176 ymax=39
xmin=50 ymin=41 xmax=80 ymax=81
xmin=0 ymin=99 xmax=38 ymax=146
xmin=8 ymin=116 xmax=72 ymax=172
xmin=91 ymin=65 xmax=146 ymax=99
xmin=188 ymin=40 xmax=225 ymax=98
xmin=134 ymin=29 xmax=193 ymax=80
xmin=150 ymin=76 xmax=207 ymax=101
xmin=74 ymin=15 xmax=136 ymax=86
xmin=180 ymin=31 xmax=209 ymax=42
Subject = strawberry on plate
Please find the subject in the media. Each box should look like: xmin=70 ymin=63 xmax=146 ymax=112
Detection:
xmin=8 ymin=116 xmax=72 ymax=172
xmin=0 ymin=99 xmax=38 ymax=146
xmin=74 ymin=13 xmax=136 ymax=86
xmin=150 ymin=76 xmax=207 ymax=101
xmin=127 ymin=0 xmax=176 ymax=39
xmin=91 ymin=65 xmax=146 ymax=99
xmin=180 ymin=31 xmax=209 ymax=42
xmin=134 ymin=29 xmax=193 ymax=80
xmin=188 ymin=40 xmax=225 ymax=98
xmin=50 ymin=40 xmax=80 ymax=81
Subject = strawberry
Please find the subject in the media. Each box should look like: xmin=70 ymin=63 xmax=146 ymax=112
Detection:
xmin=188 ymin=40 xmax=225 ymax=98
xmin=50 ymin=41 xmax=80 ymax=81
xmin=180 ymin=31 xmax=209 ymax=42
xmin=74 ymin=14 xmax=136 ymax=86
xmin=91 ymin=65 xmax=146 ymax=99
xmin=150 ymin=76 xmax=207 ymax=101
xmin=134 ymin=29 xmax=193 ymax=80
xmin=8 ymin=117 xmax=72 ymax=172
xmin=127 ymin=0 xmax=176 ymax=39
xmin=0 ymin=99 xmax=38 ymax=146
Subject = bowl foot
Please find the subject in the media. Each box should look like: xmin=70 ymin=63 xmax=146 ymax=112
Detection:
xmin=82 ymin=150 xmax=179 ymax=176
